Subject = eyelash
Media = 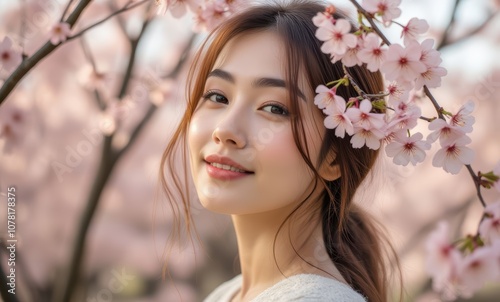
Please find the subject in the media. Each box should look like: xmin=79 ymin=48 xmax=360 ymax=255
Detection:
xmin=201 ymin=90 xmax=289 ymax=116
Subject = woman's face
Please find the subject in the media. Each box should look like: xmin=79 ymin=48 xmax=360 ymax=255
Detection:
xmin=188 ymin=30 xmax=332 ymax=216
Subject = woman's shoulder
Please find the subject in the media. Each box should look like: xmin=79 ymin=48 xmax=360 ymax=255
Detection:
xmin=203 ymin=274 xmax=242 ymax=302
xmin=203 ymin=274 xmax=366 ymax=302
xmin=253 ymin=274 xmax=367 ymax=302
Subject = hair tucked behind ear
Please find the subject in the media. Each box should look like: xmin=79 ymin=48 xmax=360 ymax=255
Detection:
xmin=160 ymin=1 xmax=401 ymax=301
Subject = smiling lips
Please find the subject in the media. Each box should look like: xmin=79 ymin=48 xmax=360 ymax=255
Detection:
xmin=204 ymin=154 xmax=254 ymax=180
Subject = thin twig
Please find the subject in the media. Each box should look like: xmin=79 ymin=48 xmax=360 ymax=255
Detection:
xmin=423 ymin=86 xmax=445 ymax=120
xmin=79 ymin=37 xmax=106 ymax=110
xmin=466 ymin=164 xmax=487 ymax=208
xmin=60 ymin=0 xmax=76 ymax=22
xmin=67 ymin=0 xmax=149 ymax=41
xmin=436 ymin=0 xmax=462 ymax=50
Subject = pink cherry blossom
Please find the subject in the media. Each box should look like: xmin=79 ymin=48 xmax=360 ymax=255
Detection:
xmin=401 ymin=17 xmax=429 ymax=45
xmin=386 ymin=81 xmax=410 ymax=103
xmin=49 ymin=22 xmax=71 ymax=45
xmin=385 ymin=131 xmax=430 ymax=166
xmin=362 ymin=0 xmax=402 ymax=23
xmin=479 ymin=200 xmax=500 ymax=244
xmin=432 ymin=135 xmax=474 ymax=174
xmin=340 ymin=35 xmax=364 ymax=67
xmin=314 ymin=85 xmax=344 ymax=109
xmin=457 ymin=246 xmax=500 ymax=294
xmin=419 ymin=39 xmax=442 ymax=68
xmin=450 ymin=100 xmax=475 ymax=133
xmin=0 ymin=36 xmax=22 ymax=72
xmin=315 ymin=19 xmax=357 ymax=56
xmin=350 ymin=126 xmax=384 ymax=150
xmin=323 ymin=99 xmax=354 ymax=138
xmin=428 ymin=118 xmax=466 ymax=145
xmin=358 ymin=33 xmax=387 ymax=72
xmin=386 ymin=101 xmax=421 ymax=132
xmin=345 ymin=99 xmax=385 ymax=130
xmin=312 ymin=12 xmax=333 ymax=27
xmin=414 ymin=65 xmax=447 ymax=89
xmin=381 ymin=41 xmax=426 ymax=82
xmin=425 ymin=222 xmax=462 ymax=295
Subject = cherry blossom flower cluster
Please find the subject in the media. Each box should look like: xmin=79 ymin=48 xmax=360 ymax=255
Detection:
xmin=156 ymin=0 xmax=249 ymax=32
xmin=425 ymin=199 xmax=500 ymax=300
xmin=312 ymin=2 xmax=463 ymax=173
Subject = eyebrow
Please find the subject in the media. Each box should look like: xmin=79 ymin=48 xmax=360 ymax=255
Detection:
xmin=207 ymin=68 xmax=306 ymax=100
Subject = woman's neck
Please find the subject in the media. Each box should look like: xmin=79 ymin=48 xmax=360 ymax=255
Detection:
xmin=230 ymin=201 xmax=345 ymax=301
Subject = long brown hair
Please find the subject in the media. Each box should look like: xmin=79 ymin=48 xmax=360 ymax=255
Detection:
xmin=160 ymin=1 xmax=400 ymax=301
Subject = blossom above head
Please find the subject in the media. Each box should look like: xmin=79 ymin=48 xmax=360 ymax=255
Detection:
xmin=0 ymin=36 xmax=22 ymax=72
xmin=358 ymin=33 xmax=387 ymax=72
xmin=381 ymin=41 xmax=426 ymax=83
xmin=49 ymin=22 xmax=71 ymax=45
xmin=315 ymin=19 xmax=357 ymax=57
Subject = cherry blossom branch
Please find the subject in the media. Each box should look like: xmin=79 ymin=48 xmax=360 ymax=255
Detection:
xmin=348 ymin=0 xmax=489 ymax=210
xmin=0 ymin=0 xmax=92 ymax=106
xmin=438 ymin=6 xmax=499 ymax=50
xmin=66 ymin=0 xmax=149 ymax=41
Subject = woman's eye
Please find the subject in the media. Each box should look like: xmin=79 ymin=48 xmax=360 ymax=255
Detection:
xmin=203 ymin=91 xmax=228 ymax=104
xmin=262 ymin=103 xmax=289 ymax=116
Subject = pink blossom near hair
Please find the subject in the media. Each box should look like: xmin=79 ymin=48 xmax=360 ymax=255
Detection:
xmin=385 ymin=131 xmax=430 ymax=166
xmin=381 ymin=41 xmax=426 ymax=83
xmin=315 ymin=19 xmax=357 ymax=57
xmin=345 ymin=99 xmax=385 ymax=130
xmin=322 ymin=99 xmax=354 ymax=138
xmin=314 ymin=85 xmax=339 ymax=109
xmin=358 ymin=33 xmax=387 ymax=72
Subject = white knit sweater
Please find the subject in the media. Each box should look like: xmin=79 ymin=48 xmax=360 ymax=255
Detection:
xmin=203 ymin=274 xmax=367 ymax=301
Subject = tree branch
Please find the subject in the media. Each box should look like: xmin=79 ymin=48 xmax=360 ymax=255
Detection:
xmin=0 ymin=0 xmax=93 ymax=106
xmin=436 ymin=0 xmax=462 ymax=50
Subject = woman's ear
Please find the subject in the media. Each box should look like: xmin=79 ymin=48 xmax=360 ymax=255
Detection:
xmin=319 ymin=152 xmax=341 ymax=181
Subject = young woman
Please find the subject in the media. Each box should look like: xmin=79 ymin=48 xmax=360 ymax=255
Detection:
xmin=161 ymin=1 xmax=399 ymax=301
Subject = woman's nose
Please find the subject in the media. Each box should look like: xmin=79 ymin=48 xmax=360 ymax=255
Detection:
xmin=211 ymin=108 xmax=247 ymax=149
